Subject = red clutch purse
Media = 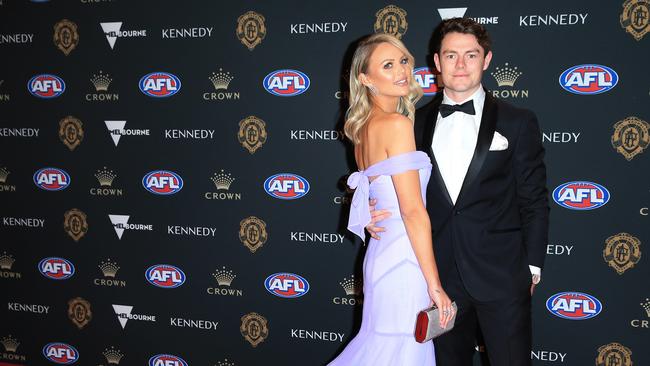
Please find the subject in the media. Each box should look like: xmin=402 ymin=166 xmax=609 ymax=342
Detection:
xmin=414 ymin=302 xmax=457 ymax=343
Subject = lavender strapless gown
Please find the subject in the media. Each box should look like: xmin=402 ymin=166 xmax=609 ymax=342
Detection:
xmin=329 ymin=151 xmax=435 ymax=366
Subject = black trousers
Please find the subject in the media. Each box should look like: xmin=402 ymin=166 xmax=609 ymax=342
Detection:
xmin=434 ymin=265 xmax=532 ymax=366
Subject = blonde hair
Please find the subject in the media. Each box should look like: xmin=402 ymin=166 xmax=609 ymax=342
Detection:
xmin=344 ymin=34 xmax=423 ymax=145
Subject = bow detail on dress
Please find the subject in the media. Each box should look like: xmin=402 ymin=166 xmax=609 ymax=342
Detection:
xmin=347 ymin=171 xmax=371 ymax=242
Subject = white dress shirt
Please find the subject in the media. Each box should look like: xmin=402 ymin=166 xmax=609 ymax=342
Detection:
xmin=431 ymin=85 xmax=541 ymax=280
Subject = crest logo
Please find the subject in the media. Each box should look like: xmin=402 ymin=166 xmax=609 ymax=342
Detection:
xmin=264 ymin=273 xmax=310 ymax=298
xmin=596 ymin=342 xmax=633 ymax=366
xmin=240 ymin=312 xmax=269 ymax=347
xmin=374 ymin=5 xmax=408 ymax=39
xmin=239 ymin=216 xmax=268 ymax=253
xmin=237 ymin=11 xmax=266 ymax=50
xmin=413 ymin=67 xmax=439 ymax=95
xmin=148 ymin=354 xmax=188 ymax=366
xmin=43 ymin=342 xmax=78 ymax=364
xmin=611 ymin=116 xmax=649 ymax=161
xmin=53 ymin=19 xmax=79 ymax=56
xmin=546 ymin=292 xmax=602 ymax=320
xmin=238 ymin=115 xmax=267 ymax=154
xmin=34 ymin=167 xmax=70 ymax=191
xmin=28 ymin=74 xmax=65 ymax=98
xmin=59 ymin=116 xmax=84 ymax=151
xmin=64 ymin=208 xmax=88 ymax=242
xmin=67 ymin=297 xmax=92 ymax=329
xmin=559 ymin=64 xmax=618 ymax=95
xmin=620 ymin=0 xmax=650 ymax=41
xmin=552 ymin=181 xmax=610 ymax=210
xmin=139 ymin=72 xmax=181 ymax=98
xmin=263 ymin=69 xmax=310 ymax=96
xmin=603 ymin=232 xmax=642 ymax=274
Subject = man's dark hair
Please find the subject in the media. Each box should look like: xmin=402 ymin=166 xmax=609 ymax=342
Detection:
xmin=433 ymin=17 xmax=492 ymax=55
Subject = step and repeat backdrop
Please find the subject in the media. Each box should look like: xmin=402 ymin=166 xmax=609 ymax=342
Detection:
xmin=0 ymin=0 xmax=648 ymax=365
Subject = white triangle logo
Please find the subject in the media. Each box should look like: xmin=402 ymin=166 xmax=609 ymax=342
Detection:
xmin=112 ymin=304 xmax=132 ymax=329
xmin=108 ymin=214 xmax=129 ymax=240
xmin=105 ymin=120 xmax=126 ymax=146
xmin=438 ymin=8 xmax=468 ymax=20
xmin=100 ymin=22 xmax=122 ymax=49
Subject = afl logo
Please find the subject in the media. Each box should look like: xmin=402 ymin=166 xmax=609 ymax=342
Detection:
xmin=559 ymin=64 xmax=618 ymax=95
xmin=145 ymin=264 xmax=186 ymax=288
xmin=34 ymin=167 xmax=71 ymax=191
xmin=139 ymin=72 xmax=181 ymax=98
xmin=546 ymin=292 xmax=602 ymax=320
xmin=43 ymin=342 xmax=79 ymax=364
xmin=39 ymin=257 xmax=75 ymax=280
xmin=264 ymin=273 xmax=310 ymax=298
xmin=142 ymin=170 xmax=183 ymax=195
xmin=263 ymin=69 xmax=310 ymax=96
xmin=28 ymin=74 xmax=65 ymax=98
xmin=264 ymin=173 xmax=310 ymax=200
xmin=148 ymin=354 xmax=188 ymax=366
xmin=413 ymin=67 xmax=438 ymax=95
xmin=553 ymin=181 xmax=610 ymax=210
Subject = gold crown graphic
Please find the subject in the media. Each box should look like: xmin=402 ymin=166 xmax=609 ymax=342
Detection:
xmin=642 ymin=298 xmax=650 ymax=318
xmin=1 ymin=335 xmax=19 ymax=352
xmin=103 ymin=346 xmax=124 ymax=364
xmin=91 ymin=71 xmax=113 ymax=92
xmin=209 ymin=68 xmax=234 ymax=90
xmin=216 ymin=359 xmax=235 ymax=366
xmin=213 ymin=266 xmax=236 ymax=286
xmin=491 ymin=63 xmax=523 ymax=87
xmin=211 ymin=170 xmax=235 ymax=190
xmin=95 ymin=167 xmax=117 ymax=187
xmin=0 ymin=252 xmax=15 ymax=270
xmin=340 ymin=275 xmax=362 ymax=296
xmin=0 ymin=167 xmax=9 ymax=183
xmin=99 ymin=259 xmax=120 ymax=278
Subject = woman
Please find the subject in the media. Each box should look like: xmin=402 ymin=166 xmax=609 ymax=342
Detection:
xmin=328 ymin=34 xmax=453 ymax=365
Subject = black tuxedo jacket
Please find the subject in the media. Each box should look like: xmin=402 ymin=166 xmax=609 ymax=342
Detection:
xmin=414 ymin=92 xmax=549 ymax=301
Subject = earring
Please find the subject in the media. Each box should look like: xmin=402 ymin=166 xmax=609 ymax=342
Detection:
xmin=367 ymin=84 xmax=378 ymax=96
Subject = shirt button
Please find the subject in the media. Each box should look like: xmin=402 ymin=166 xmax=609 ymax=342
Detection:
xmin=454 ymin=210 xmax=461 ymax=216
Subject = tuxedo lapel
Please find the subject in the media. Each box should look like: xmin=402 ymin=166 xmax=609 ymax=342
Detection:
xmin=455 ymin=93 xmax=498 ymax=206
xmin=423 ymin=95 xmax=453 ymax=207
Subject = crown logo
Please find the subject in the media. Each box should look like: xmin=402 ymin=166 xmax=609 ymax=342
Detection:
xmin=0 ymin=167 xmax=9 ymax=183
xmin=1 ymin=335 xmax=19 ymax=352
xmin=99 ymin=258 xmax=120 ymax=278
xmin=216 ymin=359 xmax=235 ymax=366
xmin=95 ymin=167 xmax=117 ymax=187
xmin=211 ymin=170 xmax=235 ymax=190
xmin=103 ymin=346 xmax=124 ymax=364
xmin=0 ymin=252 xmax=15 ymax=270
xmin=213 ymin=266 xmax=236 ymax=286
xmin=491 ymin=63 xmax=523 ymax=87
xmin=642 ymin=298 xmax=650 ymax=318
xmin=340 ymin=275 xmax=362 ymax=296
xmin=91 ymin=71 xmax=113 ymax=92
xmin=209 ymin=68 xmax=234 ymax=90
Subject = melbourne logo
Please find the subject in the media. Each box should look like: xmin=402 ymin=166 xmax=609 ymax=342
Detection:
xmin=612 ymin=116 xmax=649 ymax=161
xmin=374 ymin=5 xmax=408 ymax=39
xmin=58 ymin=116 xmax=84 ymax=151
xmin=53 ymin=19 xmax=79 ymax=56
xmin=34 ymin=167 xmax=70 ymax=191
xmin=104 ymin=120 xmax=150 ymax=146
xmin=39 ymin=257 xmax=75 ymax=280
xmin=263 ymin=69 xmax=310 ymax=96
xmin=145 ymin=264 xmax=186 ymax=288
xmin=620 ymin=0 xmax=650 ymax=41
xmin=108 ymin=214 xmax=153 ymax=240
xmin=43 ymin=342 xmax=78 ymax=364
xmin=413 ymin=67 xmax=438 ymax=96
xmin=113 ymin=304 xmax=156 ymax=329
xmin=240 ymin=312 xmax=269 ymax=347
xmin=238 ymin=115 xmax=267 ymax=154
xmin=559 ymin=64 xmax=618 ymax=95
xmin=142 ymin=170 xmax=183 ymax=195
xmin=236 ymin=11 xmax=266 ymax=50
xmin=28 ymin=74 xmax=65 ymax=98
xmin=100 ymin=22 xmax=147 ymax=49
xmin=239 ymin=216 xmax=268 ymax=253
xmin=264 ymin=173 xmax=310 ymax=200
xmin=139 ymin=72 xmax=181 ymax=98
xmin=264 ymin=273 xmax=310 ymax=298
xmin=596 ymin=342 xmax=633 ymax=366
xmin=546 ymin=292 xmax=602 ymax=320
xmin=148 ymin=354 xmax=188 ymax=366
xmin=603 ymin=232 xmax=642 ymax=274
xmin=552 ymin=181 xmax=610 ymax=210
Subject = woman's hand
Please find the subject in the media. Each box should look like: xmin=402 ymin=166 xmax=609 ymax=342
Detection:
xmin=428 ymin=286 xmax=454 ymax=329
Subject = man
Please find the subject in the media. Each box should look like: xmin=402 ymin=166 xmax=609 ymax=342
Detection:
xmin=368 ymin=18 xmax=549 ymax=365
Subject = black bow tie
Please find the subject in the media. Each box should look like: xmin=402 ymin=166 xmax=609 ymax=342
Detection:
xmin=439 ymin=100 xmax=476 ymax=118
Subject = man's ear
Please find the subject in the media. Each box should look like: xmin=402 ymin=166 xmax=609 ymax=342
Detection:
xmin=433 ymin=53 xmax=441 ymax=73
xmin=483 ymin=51 xmax=493 ymax=71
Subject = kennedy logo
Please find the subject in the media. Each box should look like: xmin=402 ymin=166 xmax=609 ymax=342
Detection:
xmin=291 ymin=329 xmax=345 ymax=342
xmin=102 ymin=347 xmax=124 ymax=365
xmin=333 ymin=275 xmax=363 ymax=306
xmin=542 ymin=132 xmax=581 ymax=143
xmin=203 ymin=68 xmax=240 ymax=101
xmin=1 ymin=335 xmax=26 ymax=363
xmin=489 ymin=63 xmax=529 ymax=99
xmin=208 ymin=266 xmax=243 ymax=297
xmin=63 ymin=208 xmax=88 ymax=242
xmin=290 ymin=22 xmax=348 ymax=34
xmin=596 ymin=342 xmax=633 ymax=366
xmin=519 ymin=13 xmax=588 ymax=27
xmin=162 ymin=26 xmax=213 ymax=39
xmin=59 ymin=116 xmax=83 ymax=151
xmin=205 ymin=170 xmax=241 ymax=200
xmin=0 ymin=252 xmax=21 ymax=280
xmin=620 ymin=0 xmax=650 ymax=41
xmin=238 ymin=115 xmax=267 ymax=154
xmin=0 ymin=167 xmax=16 ymax=192
xmin=240 ymin=312 xmax=269 ymax=347
xmin=67 ymin=297 xmax=91 ymax=329
xmin=437 ymin=7 xmax=499 ymax=24
xmin=8 ymin=302 xmax=50 ymax=314
xmin=164 ymin=129 xmax=215 ymax=140
xmin=239 ymin=216 xmax=268 ymax=253
xmin=2 ymin=216 xmax=45 ymax=228
xmin=112 ymin=304 xmax=156 ymax=329
xmin=100 ymin=22 xmax=147 ymax=49
xmin=91 ymin=167 xmax=123 ymax=196
xmin=290 ymin=130 xmax=344 ymax=141
xmin=86 ymin=71 xmax=119 ymax=102
xmin=94 ymin=258 xmax=126 ymax=287
xmin=603 ymin=233 xmax=642 ymax=275
xmin=237 ymin=11 xmax=266 ymax=50
xmin=547 ymin=244 xmax=574 ymax=256
xmin=375 ymin=5 xmax=408 ymax=39
xmin=612 ymin=116 xmax=649 ymax=161
xmin=53 ymin=19 xmax=79 ymax=55
xmin=0 ymin=33 xmax=34 ymax=44
xmin=291 ymin=232 xmax=346 ymax=244
xmin=167 ymin=225 xmax=217 ymax=237
xmin=104 ymin=120 xmax=150 ymax=146
xmin=108 ymin=214 xmax=153 ymax=240
xmin=169 ymin=317 xmax=219 ymax=331
xmin=531 ymin=350 xmax=567 ymax=362
xmin=0 ymin=127 xmax=39 ymax=138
